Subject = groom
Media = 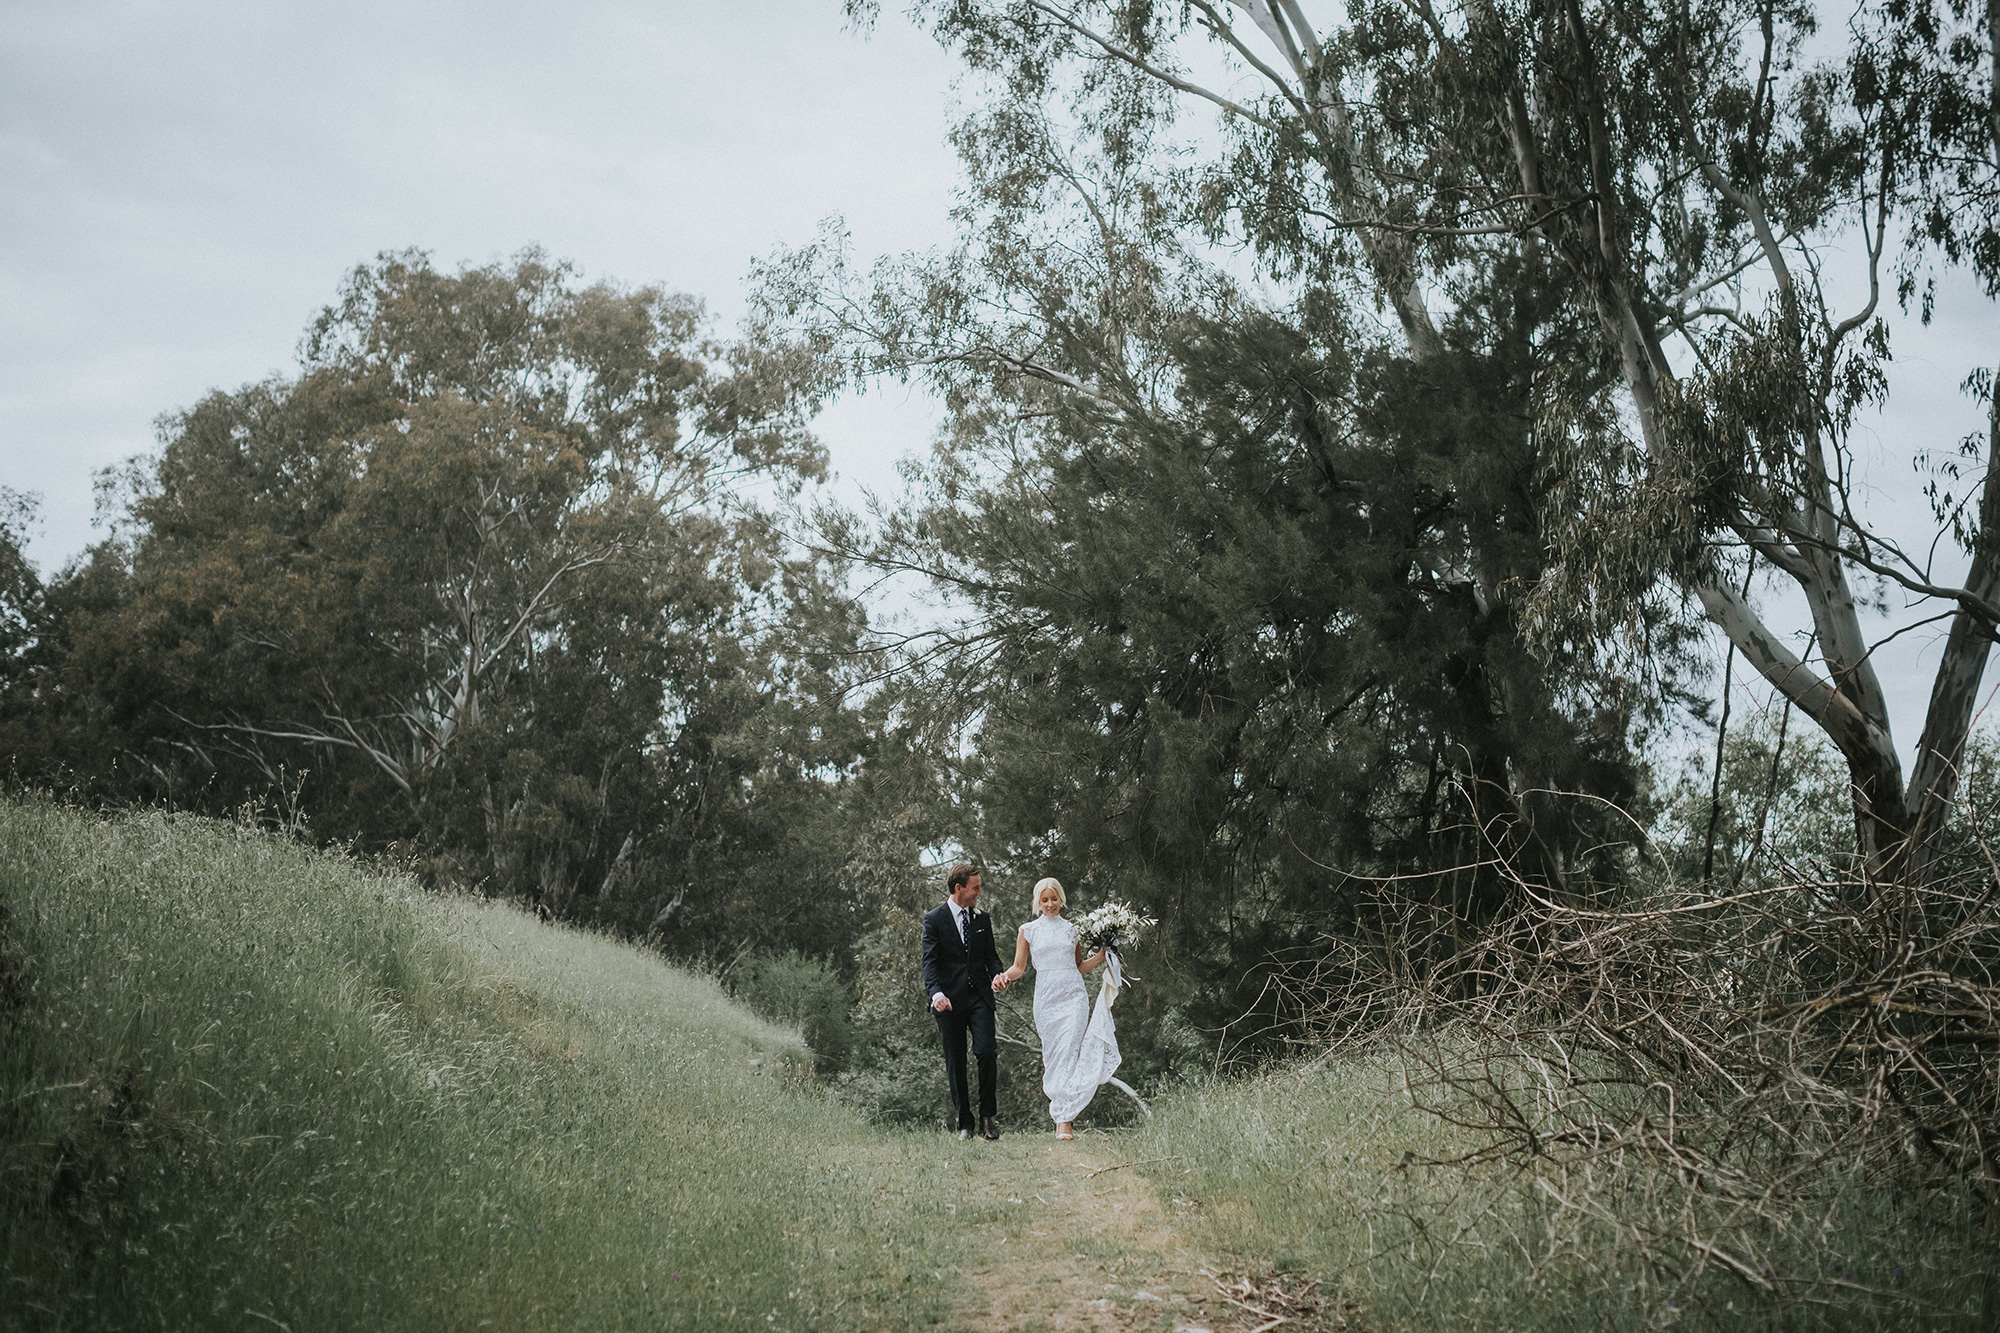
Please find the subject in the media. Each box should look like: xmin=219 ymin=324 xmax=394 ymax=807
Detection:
xmin=921 ymin=861 xmax=1008 ymax=1141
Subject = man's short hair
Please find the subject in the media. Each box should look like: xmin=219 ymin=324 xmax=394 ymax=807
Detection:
xmin=946 ymin=860 xmax=980 ymax=892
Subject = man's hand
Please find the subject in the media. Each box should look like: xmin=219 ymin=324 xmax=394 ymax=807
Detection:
xmin=991 ymin=972 xmax=1009 ymax=992
xmin=932 ymin=992 xmax=952 ymax=1012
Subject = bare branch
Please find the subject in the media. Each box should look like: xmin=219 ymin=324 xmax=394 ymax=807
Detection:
xmin=1023 ymin=1 xmax=1283 ymax=130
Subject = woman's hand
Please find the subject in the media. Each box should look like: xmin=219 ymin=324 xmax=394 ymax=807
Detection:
xmin=1078 ymin=948 xmax=1107 ymax=976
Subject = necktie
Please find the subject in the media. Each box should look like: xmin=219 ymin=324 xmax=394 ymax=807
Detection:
xmin=957 ymin=907 xmax=968 ymax=942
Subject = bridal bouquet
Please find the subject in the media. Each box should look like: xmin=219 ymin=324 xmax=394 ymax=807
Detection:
xmin=1074 ymin=900 xmax=1157 ymax=956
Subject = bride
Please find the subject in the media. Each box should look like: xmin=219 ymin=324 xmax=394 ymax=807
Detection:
xmin=996 ymin=877 xmax=1121 ymax=1139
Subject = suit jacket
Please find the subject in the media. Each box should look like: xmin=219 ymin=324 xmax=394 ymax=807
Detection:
xmin=921 ymin=900 xmax=1003 ymax=1009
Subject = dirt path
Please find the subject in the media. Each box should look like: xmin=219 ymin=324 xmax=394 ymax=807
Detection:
xmin=931 ymin=1131 xmax=1354 ymax=1333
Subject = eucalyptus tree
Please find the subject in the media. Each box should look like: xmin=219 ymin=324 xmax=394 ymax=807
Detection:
xmin=840 ymin=0 xmax=1999 ymax=883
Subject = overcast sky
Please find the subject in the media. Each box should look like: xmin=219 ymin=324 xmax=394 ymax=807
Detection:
xmin=3 ymin=0 xmax=1997 ymax=769
xmin=1 ymin=0 xmax=958 ymax=568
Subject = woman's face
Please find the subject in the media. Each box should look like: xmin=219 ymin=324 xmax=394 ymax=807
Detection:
xmin=1037 ymin=886 xmax=1062 ymax=917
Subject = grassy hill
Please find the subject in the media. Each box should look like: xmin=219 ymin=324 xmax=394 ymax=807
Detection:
xmin=10 ymin=798 xmax=1992 ymax=1332
xmin=0 ymin=800 xmax=977 ymax=1332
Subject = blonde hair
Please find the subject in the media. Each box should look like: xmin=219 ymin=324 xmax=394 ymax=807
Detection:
xmin=1033 ymin=877 xmax=1066 ymax=910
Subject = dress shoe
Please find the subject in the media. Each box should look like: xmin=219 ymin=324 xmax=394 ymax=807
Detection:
xmin=980 ymin=1117 xmax=1000 ymax=1141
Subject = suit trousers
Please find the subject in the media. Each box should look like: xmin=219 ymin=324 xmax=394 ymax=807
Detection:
xmin=933 ymin=995 xmax=997 ymax=1129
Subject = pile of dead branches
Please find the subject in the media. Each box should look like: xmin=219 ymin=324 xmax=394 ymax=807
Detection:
xmin=1202 ymin=1266 xmax=1354 ymax=1331
xmin=1286 ymin=843 xmax=2000 ymax=1294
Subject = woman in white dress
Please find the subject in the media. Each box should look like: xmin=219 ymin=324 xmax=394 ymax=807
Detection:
xmin=996 ymin=877 xmax=1120 ymax=1139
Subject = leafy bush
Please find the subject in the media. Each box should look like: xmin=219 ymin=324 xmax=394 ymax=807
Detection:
xmin=730 ymin=949 xmax=854 ymax=1072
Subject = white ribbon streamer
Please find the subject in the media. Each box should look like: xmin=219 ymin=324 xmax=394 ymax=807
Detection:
xmin=1102 ymin=946 xmax=1125 ymax=1003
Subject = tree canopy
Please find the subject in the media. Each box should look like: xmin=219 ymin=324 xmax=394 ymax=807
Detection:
xmin=816 ymin=0 xmax=1999 ymax=887
xmin=5 ymin=251 xmax=873 ymax=958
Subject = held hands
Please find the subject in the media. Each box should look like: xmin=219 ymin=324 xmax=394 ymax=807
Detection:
xmin=944 ymin=967 xmax=1018 ymax=1005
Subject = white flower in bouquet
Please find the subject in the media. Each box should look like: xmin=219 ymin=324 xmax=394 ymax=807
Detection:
xmin=1074 ymin=900 xmax=1157 ymax=955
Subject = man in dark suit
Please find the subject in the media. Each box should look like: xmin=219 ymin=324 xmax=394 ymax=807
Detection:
xmin=921 ymin=860 xmax=1009 ymax=1140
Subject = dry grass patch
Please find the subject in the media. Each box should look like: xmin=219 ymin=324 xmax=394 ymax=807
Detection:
xmin=926 ymin=1131 xmax=1357 ymax=1333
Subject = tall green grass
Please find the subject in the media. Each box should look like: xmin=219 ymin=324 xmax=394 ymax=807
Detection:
xmin=1133 ymin=1049 xmax=1999 ymax=1330
xmin=0 ymin=800 xmax=975 ymax=1331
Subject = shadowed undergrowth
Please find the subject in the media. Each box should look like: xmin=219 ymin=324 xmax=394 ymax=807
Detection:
xmin=0 ymin=799 xmax=972 ymax=1332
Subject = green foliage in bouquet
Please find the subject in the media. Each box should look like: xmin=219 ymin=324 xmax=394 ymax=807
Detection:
xmin=1073 ymin=900 xmax=1158 ymax=956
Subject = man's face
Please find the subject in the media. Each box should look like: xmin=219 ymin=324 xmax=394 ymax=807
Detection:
xmin=951 ymin=874 xmax=983 ymax=910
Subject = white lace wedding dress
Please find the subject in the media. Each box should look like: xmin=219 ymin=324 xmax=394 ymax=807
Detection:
xmin=1019 ymin=915 xmax=1121 ymax=1124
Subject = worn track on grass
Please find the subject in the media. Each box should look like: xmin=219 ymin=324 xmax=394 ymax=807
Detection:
xmin=910 ymin=1130 xmax=1358 ymax=1333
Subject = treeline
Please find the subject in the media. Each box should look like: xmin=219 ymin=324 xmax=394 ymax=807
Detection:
xmin=0 ymin=242 xmax=1662 ymax=1069
xmin=0 ymin=242 xmax=1654 ymax=1117
xmin=3 ymin=0 xmax=1998 ymax=1142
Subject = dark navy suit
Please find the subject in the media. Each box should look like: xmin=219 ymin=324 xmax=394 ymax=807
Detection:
xmin=921 ymin=900 xmax=1003 ymax=1130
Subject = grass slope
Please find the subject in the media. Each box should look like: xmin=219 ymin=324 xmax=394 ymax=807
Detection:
xmin=24 ymin=796 xmax=1989 ymax=1332
xmin=0 ymin=801 xmax=977 ymax=1332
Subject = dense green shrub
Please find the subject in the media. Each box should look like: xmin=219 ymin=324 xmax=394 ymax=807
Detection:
xmin=729 ymin=949 xmax=854 ymax=1073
